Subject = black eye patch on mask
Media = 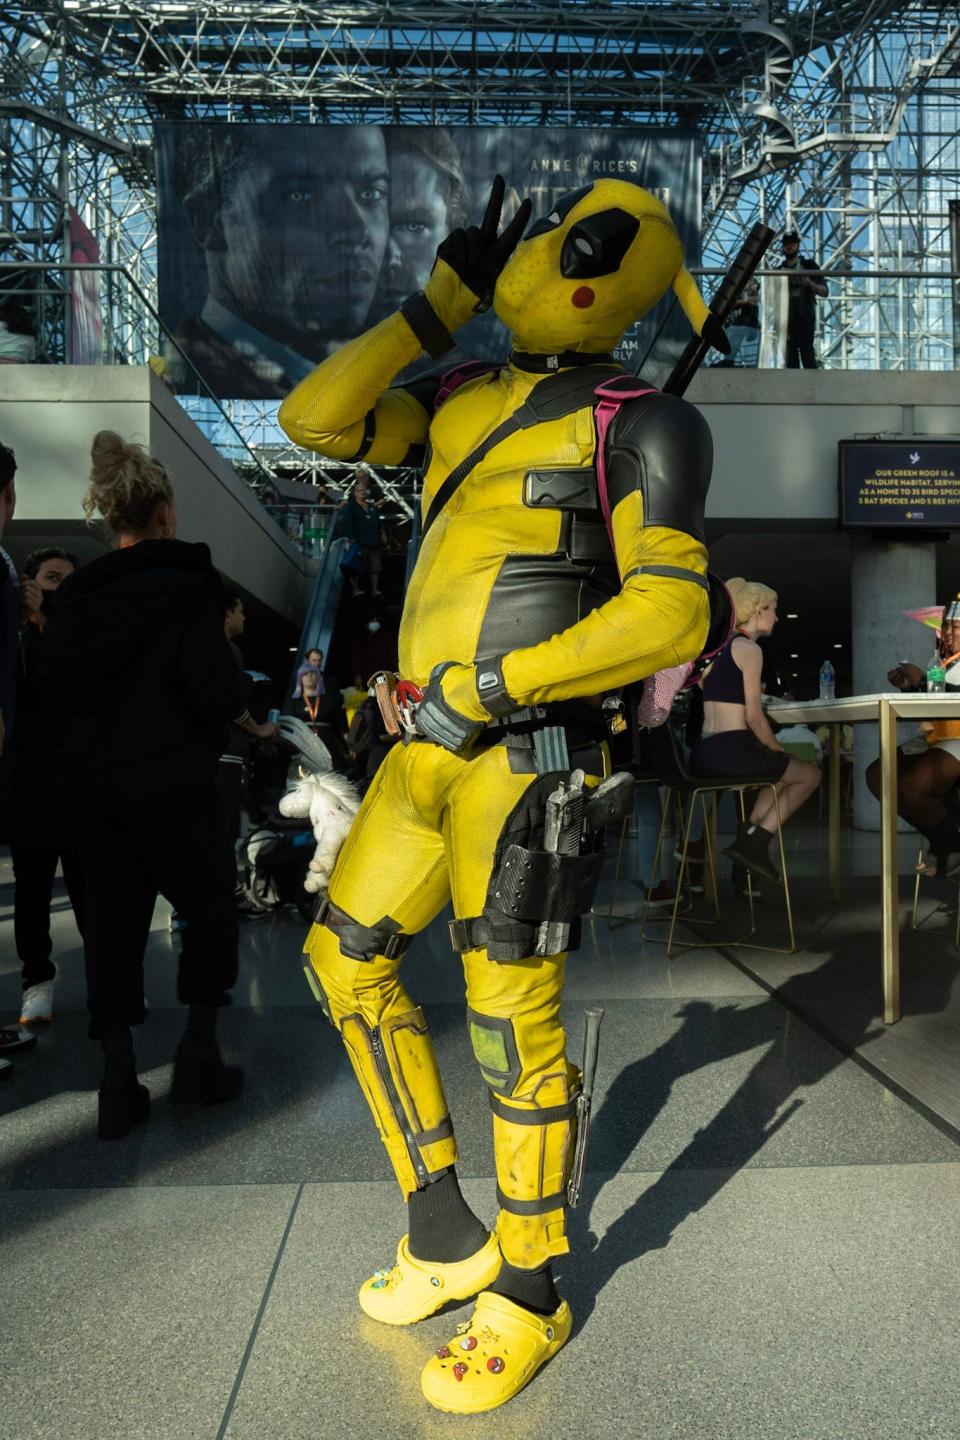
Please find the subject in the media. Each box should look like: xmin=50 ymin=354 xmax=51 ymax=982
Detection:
xmin=524 ymin=183 xmax=595 ymax=239
xmin=560 ymin=208 xmax=640 ymax=280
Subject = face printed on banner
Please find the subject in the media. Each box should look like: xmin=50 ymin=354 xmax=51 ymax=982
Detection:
xmin=206 ymin=127 xmax=390 ymax=354
xmin=378 ymin=155 xmax=450 ymax=310
xmin=369 ymin=131 xmax=468 ymax=322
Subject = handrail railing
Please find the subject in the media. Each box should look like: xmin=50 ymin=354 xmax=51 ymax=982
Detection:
xmin=0 ymin=258 xmax=281 ymax=497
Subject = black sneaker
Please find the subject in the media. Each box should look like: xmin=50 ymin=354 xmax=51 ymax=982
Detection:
xmin=724 ymin=824 xmax=782 ymax=886
xmin=0 ymin=1026 xmax=37 ymax=1055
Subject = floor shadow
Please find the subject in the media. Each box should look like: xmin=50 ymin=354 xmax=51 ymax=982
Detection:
xmin=561 ymin=923 xmax=958 ymax=1333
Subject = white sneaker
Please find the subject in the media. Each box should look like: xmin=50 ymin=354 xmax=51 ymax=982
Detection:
xmin=19 ymin=982 xmax=54 ymax=1025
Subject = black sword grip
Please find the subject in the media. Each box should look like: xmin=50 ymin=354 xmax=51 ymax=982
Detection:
xmin=662 ymin=222 xmax=776 ymax=398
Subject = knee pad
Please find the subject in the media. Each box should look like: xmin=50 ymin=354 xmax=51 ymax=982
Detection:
xmin=338 ymin=1006 xmax=458 ymax=1198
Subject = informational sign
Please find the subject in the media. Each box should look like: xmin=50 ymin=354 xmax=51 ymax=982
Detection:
xmin=839 ymin=440 xmax=960 ymax=529
xmin=155 ymin=123 xmax=701 ymax=400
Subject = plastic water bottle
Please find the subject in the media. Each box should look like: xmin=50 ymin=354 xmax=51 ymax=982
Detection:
xmin=818 ymin=660 xmax=836 ymax=702
xmin=926 ymin=651 xmax=946 ymax=693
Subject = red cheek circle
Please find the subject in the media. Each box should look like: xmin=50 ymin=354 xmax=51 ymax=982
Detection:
xmin=571 ymin=286 xmax=595 ymax=308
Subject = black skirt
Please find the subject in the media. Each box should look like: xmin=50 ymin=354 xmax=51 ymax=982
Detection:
xmin=689 ymin=729 xmax=791 ymax=782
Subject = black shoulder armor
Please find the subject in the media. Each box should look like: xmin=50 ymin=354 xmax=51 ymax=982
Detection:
xmin=604 ymin=390 xmax=712 ymax=544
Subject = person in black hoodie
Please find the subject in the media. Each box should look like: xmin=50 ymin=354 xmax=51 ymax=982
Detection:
xmin=42 ymin=430 xmax=249 ymax=1140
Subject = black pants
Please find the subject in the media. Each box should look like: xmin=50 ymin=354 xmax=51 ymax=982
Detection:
xmin=11 ymin=843 xmax=86 ymax=990
xmin=786 ymin=318 xmax=818 ymax=368
xmin=75 ymin=786 xmax=239 ymax=1035
xmin=215 ymin=757 xmax=245 ymax=879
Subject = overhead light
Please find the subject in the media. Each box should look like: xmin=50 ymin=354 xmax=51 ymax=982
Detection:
xmin=289 ymin=646 xmax=297 ymax=651
xmin=791 ymin=671 xmax=798 ymax=677
xmin=790 ymin=653 xmax=798 ymax=658
xmin=787 ymin=613 xmax=798 ymax=619
xmin=834 ymin=643 xmax=843 ymax=649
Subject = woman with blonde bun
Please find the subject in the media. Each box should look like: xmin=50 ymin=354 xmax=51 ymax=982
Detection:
xmin=42 ymin=431 xmax=250 ymax=1139
xmin=689 ymin=577 xmax=820 ymax=884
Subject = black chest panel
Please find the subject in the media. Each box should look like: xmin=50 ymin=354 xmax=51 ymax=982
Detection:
xmin=472 ymin=387 xmax=711 ymax=661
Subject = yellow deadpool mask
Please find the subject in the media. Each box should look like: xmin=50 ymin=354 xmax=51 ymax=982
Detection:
xmin=494 ymin=178 xmax=711 ymax=356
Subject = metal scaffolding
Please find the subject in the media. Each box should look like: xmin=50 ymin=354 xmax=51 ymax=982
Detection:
xmin=1 ymin=1 xmax=957 ymax=464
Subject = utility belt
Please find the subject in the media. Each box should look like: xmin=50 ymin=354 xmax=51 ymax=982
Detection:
xmin=368 ymin=669 xmax=605 ymax=771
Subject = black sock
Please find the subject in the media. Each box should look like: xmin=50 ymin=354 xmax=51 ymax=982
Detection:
xmin=184 ymin=1004 xmax=218 ymax=1043
xmin=407 ymin=1170 xmax=489 ymax=1263
xmin=99 ymin=1022 xmax=135 ymax=1077
xmin=490 ymin=1260 xmax=560 ymax=1317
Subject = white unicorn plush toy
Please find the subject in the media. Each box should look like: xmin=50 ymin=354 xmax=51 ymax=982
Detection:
xmin=278 ymin=768 xmax=361 ymax=894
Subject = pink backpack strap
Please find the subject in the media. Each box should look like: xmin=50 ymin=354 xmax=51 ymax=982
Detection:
xmin=433 ymin=360 xmax=499 ymax=411
xmin=593 ymin=376 xmax=658 ymax=557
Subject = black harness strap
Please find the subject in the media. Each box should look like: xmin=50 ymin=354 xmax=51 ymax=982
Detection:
xmin=421 ymin=363 xmax=624 ymax=539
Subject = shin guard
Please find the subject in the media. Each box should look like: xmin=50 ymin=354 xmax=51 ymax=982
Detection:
xmin=340 ymin=1007 xmax=458 ymax=1198
xmin=490 ymin=1067 xmax=580 ymax=1270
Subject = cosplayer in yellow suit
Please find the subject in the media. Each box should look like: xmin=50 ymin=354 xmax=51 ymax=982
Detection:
xmin=279 ymin=177 xmax=721 ymax=1413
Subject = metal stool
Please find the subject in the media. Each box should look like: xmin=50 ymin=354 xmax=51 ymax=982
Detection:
xmin=641 ymin=725 xmax=797 ymax=956
xmin=911 ymin=844 xmax=960 ymax=946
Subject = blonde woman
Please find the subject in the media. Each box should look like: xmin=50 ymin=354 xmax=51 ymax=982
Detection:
xmin=42 ymin=431 xmax=249 ymax=1139
xmin=690 ymin=577 xmax=821 ymax=883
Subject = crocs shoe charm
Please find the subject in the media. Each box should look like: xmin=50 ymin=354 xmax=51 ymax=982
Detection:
xmin=453 ymin=1363 xmax=468 ymax=1382
xmin=460 ymin=1337 xmax=478 ymax=1351
xmin=487 ymin=1357 xmax=505 ymax=1374
xmin=436 ymin=1345 xmax=451 ymax=1359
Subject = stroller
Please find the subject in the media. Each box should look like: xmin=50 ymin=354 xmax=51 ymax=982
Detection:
xmin=241 ymin=717 xmax=333 ymax=920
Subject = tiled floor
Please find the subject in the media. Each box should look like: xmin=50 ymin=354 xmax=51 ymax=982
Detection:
xmin=1 ymin=814 xmax=958 ymax=1440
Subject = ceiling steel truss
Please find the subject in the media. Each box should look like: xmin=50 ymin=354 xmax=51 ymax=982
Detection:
xmin=0 ymin=1 xmax=956 ymax=465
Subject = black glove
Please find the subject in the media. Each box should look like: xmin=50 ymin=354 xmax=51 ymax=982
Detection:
xmin=430 ymin=175 xmax=532 ymax=315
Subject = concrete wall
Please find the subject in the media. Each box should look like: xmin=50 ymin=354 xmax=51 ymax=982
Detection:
xmin=687 ymin=370 xmax=960 ymax=523
xmin=0 ymin=365 xmax=309 ymax=626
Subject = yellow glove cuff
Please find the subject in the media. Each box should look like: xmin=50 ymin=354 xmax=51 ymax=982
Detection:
xmin=422 ymin=257 xmax=482 ymax=335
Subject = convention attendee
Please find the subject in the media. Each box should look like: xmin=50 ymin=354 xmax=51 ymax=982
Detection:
xmin=351 ymin=616 xmax=396 ymax=690
xmin=866 ymin=601 xmax=960 ymax=875
xmin=166 ymin=126 xmax=391 ymax=397
xmin=714 ymin=279 xmax=760 ymax=367
xmin=42 ymin=430 xmax=248 ymax=1140
xmin=9 ymin=547 xmax=86 ymax=1027
xmin=777 ymin=227 xmax=828 ymax=369
xmin=279 ymin=174 xmax=729 ymax=1411
xmin=293 ymin=659 xmax=348 ymax=768
xmin=0 ymin=297 xmax=37 ymax=364
xmin=690 ymin=577 xmax=821 ymax=884
xmin=0 ymin=441 xmax=39 ymax=1071
xmin=221 ymin=592 xmax=278 ymax=861
xmin=339 ymin=473 xmax=385 ymax=598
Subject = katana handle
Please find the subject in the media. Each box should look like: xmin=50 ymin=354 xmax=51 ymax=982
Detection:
xmin=662 ymin=222 xmax=775 ymax=397
xmin=580 ymin=1006 xmax=604 ymax=1101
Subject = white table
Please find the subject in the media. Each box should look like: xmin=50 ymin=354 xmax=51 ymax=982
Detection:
xmin=764 ymin=693 xmax=960 ymax=1022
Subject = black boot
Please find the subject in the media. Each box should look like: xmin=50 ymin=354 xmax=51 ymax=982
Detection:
xmin=97 ymin=1022 xmax=150 ymax=1141
xmin=922 ymin=817 xmax=960 ymax=882
xmin=723 ymin=821 xmax=782 ymax=885
xmin=171 ymin=1004 xmax=244 ymax=1105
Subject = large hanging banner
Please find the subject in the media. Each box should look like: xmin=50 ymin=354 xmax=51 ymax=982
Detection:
xmin=155 ymin=123 xmax=701 ymax=401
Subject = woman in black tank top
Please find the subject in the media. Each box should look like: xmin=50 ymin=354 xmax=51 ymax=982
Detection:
xmin=689 ymin=577 xmax=821 ymax=884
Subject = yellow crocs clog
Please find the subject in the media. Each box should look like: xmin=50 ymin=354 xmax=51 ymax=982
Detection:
xmin=420 ymin=1289 xmax=573 ymax=1413
xmin=358 ymin=1232 xmax=501 ymax=1326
